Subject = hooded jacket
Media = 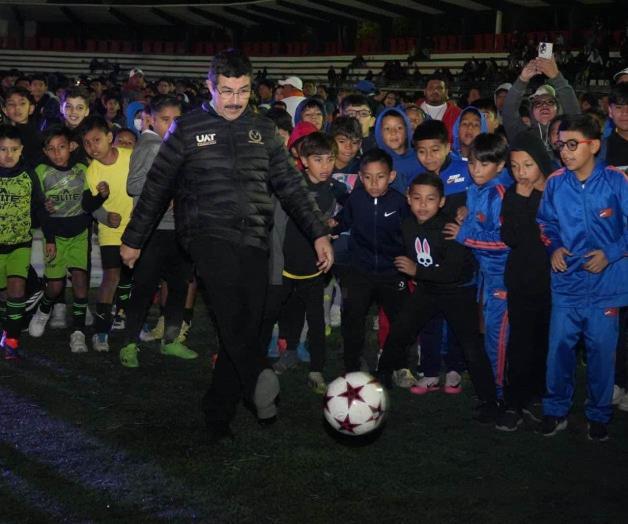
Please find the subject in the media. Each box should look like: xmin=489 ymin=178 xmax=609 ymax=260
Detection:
xmin=294 ymin=98 xmax=326 ymax=127
xmin=502 ymin=73 xmax=580 ymax=151
xmin=125 ymin=101 xmax=145 ymax=133
xmin=451 ymin=106 xmax=489 ymax=159
xmin=537 ymin=163 xmax=628 ymax=307
xmin=374 ymin=107 xmax=421 ymax=192
xmin=121 ymin=103 xmax=328 ymax=253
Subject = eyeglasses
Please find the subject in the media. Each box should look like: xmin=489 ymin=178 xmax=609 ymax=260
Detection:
xmin=554 ymin=139 xmax=595 ymax=151
xmin=215 ymin=86 xmax=251 ymax=99
xmin=346 ymin=110 xmax=372 ymax=119
xmin=532 ymin=99 xmax=557 ymax=109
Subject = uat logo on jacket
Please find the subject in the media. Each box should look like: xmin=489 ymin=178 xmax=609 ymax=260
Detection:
xmin=599 ymin=208 xmax=613 ymax=218
xmin=415 ymin=238 xmax=433 ymax=267
xmin=196 ymin=133 xmax=216 ymax=146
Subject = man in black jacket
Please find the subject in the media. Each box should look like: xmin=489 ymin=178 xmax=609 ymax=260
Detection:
xmin=120 ymin=49 xmax=333 ymax=442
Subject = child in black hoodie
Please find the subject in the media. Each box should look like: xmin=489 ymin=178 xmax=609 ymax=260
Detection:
xmin=377 ymin=173 xmax=498 ymax=421
xmin=496 ymin=130 xmax=553 ymax=431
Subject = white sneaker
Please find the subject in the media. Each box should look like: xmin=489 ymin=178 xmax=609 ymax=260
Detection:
xmin=176 ymin=320 xmax=191 ymax=344
xmin=111 ymin=310 xmax=126 ymax=331
xmin=85 ymin=306 xmax=94 ymax=327
xmin=618 ymin=392 xmax=628 ymax=412
xmin=612 ymin=385 xmax=626 ymax=405
xmin=28 ymin=307 xmax=51 ymax=338
xmin=393 ymin=368 xmax=419 ymax=388
xmin=444 ymin=370 xmax=463 ymax=394
xmin=329 ymin=305 xmax=341 ymax=328
xmin=49 ymin=303 xmax=67 ymax=329
xmin=307 ymin=371 xmax=327 ymax=394
xmin=92 ymin=333 xmax=109 ymax=352
xmin=70 ymin=330 xmax=88 ymax=353
xmin=372 ymin=315 xmax=379 ymax=331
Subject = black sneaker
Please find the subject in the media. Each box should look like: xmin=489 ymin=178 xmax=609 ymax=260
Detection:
xmin=587 ymin=421 xmax=609 ymax=442
xmin=521 ymin=403 xmax=542 ymax=424
xmin=495 ymin=409 xmax=523 ymax=432
xmin=474 ymin=401 xmax=501 ymax=424
xmin=540 ymin=416 xmax=568 ymax=437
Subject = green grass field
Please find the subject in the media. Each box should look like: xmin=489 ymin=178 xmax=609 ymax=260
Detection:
xmin=1 ymin=299 xmax=627 ymax=523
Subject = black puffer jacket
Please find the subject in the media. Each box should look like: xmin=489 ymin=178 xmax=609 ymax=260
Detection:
xmin=122 ymin=103 xmax=328 ymax=251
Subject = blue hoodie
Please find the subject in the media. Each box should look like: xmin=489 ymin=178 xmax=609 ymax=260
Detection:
xmin=125 ymin=101 xmax=145 ymax=134
xmin=452 ymin=106 xmax=489 ymax=160
xmin=375 ymin=107 xmax=421 ymax=193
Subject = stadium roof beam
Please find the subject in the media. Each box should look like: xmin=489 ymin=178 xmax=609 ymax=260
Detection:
xmin=311 ymin=0 xmax=392 ymax=23
xmin=187 ymin=6 xmax=247 ymax=30
xmin=59 ymin=6 xmax=81 ymax=25
xmin=247 ymin=5 xmax=326 ymax=27
xmin=108 ymin=7 xmax=138 ymax=27
xmin=352 ymin=0 xmax=442 ymax=17
xmin=276 ymin=0 xmax=357 ymax=25
xmin=150 ymin=7 xmax=186 ymax=26
xmin=222 ymin=7 xmax=285 ymax=26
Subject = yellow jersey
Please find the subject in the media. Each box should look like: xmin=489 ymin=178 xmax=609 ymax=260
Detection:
xmin=86 ymin=147 xmax=133 ymax=246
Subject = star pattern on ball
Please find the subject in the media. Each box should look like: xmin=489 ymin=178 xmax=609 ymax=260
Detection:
xmin=335 ymin=414 xmax=361 ymax=434
xmin=338 ymin=382 xmax=365 ymax=408
xmin=368 ymin=400 xmax=385 ymax=422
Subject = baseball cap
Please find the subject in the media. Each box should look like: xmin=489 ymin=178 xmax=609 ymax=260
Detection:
xmin=494 ymin=82 xmax=512 ymax=95
xmin=529 ymin=84 xmax=556 ymax=100
xmin=129 ymin=67 xmax=144 ymax=79
xmin=278 ymin=76 xmax=303 ymax=90
xmin=354 ymin=79 xmax=376 ymax=95
xmin=613 ymin=67 xmax=628 ymax=82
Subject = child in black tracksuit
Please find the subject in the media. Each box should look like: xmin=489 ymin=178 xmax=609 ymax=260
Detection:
xmin=332 ymin=148 xmax=413 ymax=382
xmin=377 ymin=173 xmax=498 ymax=419
xmin=496 ymin=131 xmax=554 ymax=431
xmin=264 ymin=133 xmax=344 ymax=393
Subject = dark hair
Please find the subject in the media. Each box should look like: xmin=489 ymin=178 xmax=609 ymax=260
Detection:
xmin=265 ymin=107 xmax=293 ymax=134
xmin=208 ymin=48 xmax=252 ymax=85
xmin=41 ymin=125 xmax=73 ymax=148
xmin=579 ymin=92 xmax=599 ymax=109
xmin=147 ymin=94 xmax=182 ymax=115
xmin=609 ymin=83 xmax=628 ymax=106
xmin=257 ymin=78 xmax=273 ymax=90
xmin=299 ymin=132 xmax=337 ymax=158
xmin=29 ymin=73 xmax=47 ymax=85
xmin=469 ymin=133 xmax=509 ymax=164
xmin=558 ymin=113 xmax=602 ymax=140
xmin=359 ymin=147 xmax=393 ymax=172
xmin=0 ymin=124 xmax=22 ymax=142
xmin=518 ymin=100 xmax=530 ymax=119
xmin=102 ymin=90 xmax=121 ymax=104
xmin=472 ymin=97 xmax=497 ymax=115
xmin=272 ymin=100 xmax=287 ymax=111
xmin=80 ymin=115 xmax=111 ymax=137
xmin=298 ymin=98 xmax=325 ymax=115
xmin=3 ymin=86 xmax=35 ymax=105
xmin=412 ymin=119 xmax=449 ymax=144
xmin=114 ymin=127 xmax=137 ymax=141
xmin=381 ymin=109 xmax=405 ymax=124
xmin=425 ymin=74 xmax=448 ymax=89
xmin=61 ymin=86 xmax=90 ymax=104
xmin=157 ymin=77 xmax=171 ymax=85
xmin=340 ymin=94 xmax=370 ymax=112
xmin=409 ymin=172 xmax=444 ymax=197
xmin=329 ymin=116 xmax=362 ymax=141
xmin=549 ymin=114 xmax=563 ymax=131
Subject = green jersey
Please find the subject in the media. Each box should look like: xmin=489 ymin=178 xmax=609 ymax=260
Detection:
xmin=36 ymin=161 xmax=89 ymax=218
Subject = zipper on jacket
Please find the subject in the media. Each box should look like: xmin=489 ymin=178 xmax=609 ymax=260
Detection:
xmin=374 ymin=197 xmax=378 ymax=272
xmin=228 ymin=121 xmax=248 ymax=241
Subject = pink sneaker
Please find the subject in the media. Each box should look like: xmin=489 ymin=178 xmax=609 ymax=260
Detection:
xmin=410 ymin=377 xmax=439 ymax=395
xmin=443 ymin=370 xmax=463 ymax=395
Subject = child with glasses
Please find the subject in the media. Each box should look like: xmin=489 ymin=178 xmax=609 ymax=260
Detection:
xmin=537 ymin=114 xmax=628 ymax=441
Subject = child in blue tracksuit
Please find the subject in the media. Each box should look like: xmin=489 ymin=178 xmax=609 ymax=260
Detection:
xmin=451 ymin=106 xmax=490 ymax=161
xmin=446 ymin=134 xmax=513 ymax=404
xmin=332 ymin=148 xmax=413 ymax=382
xmin=374 ymin=107 xmax=422 ymax=193
xmin=537 ymin=114 xmax=628 ymax=441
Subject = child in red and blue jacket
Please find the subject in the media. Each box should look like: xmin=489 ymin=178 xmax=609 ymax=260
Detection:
xmin=445 ymin=134 xmax=512 ymax=404
xmin=537 ymin=114 xmax=628 ymax=441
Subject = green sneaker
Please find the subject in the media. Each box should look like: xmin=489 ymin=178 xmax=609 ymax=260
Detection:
xmin=120 ymin=342 xmax=139 ymax=368
xmin=161 ymin=340 xmax=198 ymax=359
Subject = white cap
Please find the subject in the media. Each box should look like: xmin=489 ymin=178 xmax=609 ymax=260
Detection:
xmin=129 ymin=67 xmax=144 ymax=79
xmin=529 ymin=84 xmax=556 ymax=100
xmin=494 ymin=82 xmax=512 ymax=94
xmin=613 ymin=67 xmax=628 ymax=82
xmin=278 ymin=76 xmax=303 ymax=90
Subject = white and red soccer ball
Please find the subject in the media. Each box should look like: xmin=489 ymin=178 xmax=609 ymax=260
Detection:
xmin=324 ymin=372 xmax=388 ymax=436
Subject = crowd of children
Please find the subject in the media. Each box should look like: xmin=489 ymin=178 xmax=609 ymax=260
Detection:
xmin=0 ymin=53 xmax=626 ymax=441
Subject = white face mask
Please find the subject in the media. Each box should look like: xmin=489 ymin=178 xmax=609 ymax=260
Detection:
xmin=133 ymin=117 xmax=142 ymax=131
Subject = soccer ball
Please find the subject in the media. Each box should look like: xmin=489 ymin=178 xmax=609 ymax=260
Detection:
xmin=324 ymin=372 xmax=388 ymax=436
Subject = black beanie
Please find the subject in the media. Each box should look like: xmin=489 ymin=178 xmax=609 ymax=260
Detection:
xmin=510 ymin=130 xmax=554 ymax=177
